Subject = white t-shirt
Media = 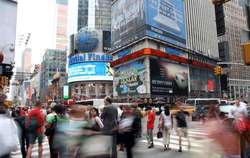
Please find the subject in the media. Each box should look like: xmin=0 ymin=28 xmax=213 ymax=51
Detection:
xmin=161 ymin=111 xmax=172 ymax=128
xmin=229 ymin=104 xmax=248 ymax=119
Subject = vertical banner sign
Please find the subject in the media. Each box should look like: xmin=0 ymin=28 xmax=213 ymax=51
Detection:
xmin=63 ymin=85 xmax=69 ymax=99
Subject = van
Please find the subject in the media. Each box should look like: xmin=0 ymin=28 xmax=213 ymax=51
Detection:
xmin=185 ymin=98 xmax=221 ymax=120
xmin=185 ymin=98 xmax=221 ymax=109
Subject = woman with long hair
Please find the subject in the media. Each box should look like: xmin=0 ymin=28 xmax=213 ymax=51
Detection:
xmin=89 ymin=107 xmax=104 ymax=131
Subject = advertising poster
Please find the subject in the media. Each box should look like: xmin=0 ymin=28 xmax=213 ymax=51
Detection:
xmin=68 ymin=62 xmax=113 ymax=83
xmin=150 ymin=58 xmax=188 ymax=96
xmin=114 ymin=59 xmax=147 ymax=96
xmin=145 ymin=0 xmax=186 ymax=46
xmin=111 ymin=0 xmax=145 ymax=49
xmin=63 ymin=85 xmax=69 ymax=99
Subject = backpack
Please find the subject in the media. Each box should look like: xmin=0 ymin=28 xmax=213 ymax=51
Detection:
xmin=26 ymin=116 xmax=41 ymax=132
xmin=45 ymin=115 xmax=57 ymax=136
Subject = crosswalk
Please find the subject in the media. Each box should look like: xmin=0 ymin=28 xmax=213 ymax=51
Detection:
xmin=11 ymin=138 xmax=50 ymax=158
xmin=11 ymin=125 xmax=213 ymax=158
xmin=139 ymin=127 xmax=209 ymax=153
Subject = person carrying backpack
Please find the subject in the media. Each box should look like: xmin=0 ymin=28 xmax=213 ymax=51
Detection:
xmin=26 ymin=100 xmax=45 ymax=158
xmin=175 ymin=101 xmax=190 ymax=152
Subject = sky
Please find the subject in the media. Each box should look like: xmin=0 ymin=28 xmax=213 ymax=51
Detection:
xmin=15 ymin=0 xmax=56 ymax=68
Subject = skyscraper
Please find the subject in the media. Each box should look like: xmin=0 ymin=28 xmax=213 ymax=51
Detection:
xmin=67 ymin=0 xmax=113 ymax=101
xmin=216 ymin=0 xmax=250 ymax=100
xmin=53 ymin=0 xmax=68 ymax=50
xmin=21 ymin=48 xmax=32 ymax=73
xmin=185 ymin=0 xmax=219 ymax=58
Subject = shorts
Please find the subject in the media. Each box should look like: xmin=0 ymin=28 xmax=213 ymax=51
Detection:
xmin=177 ymin=128 xmax=188 ymax=137
xmin=28 ymin=133 xmax=44 ymax=145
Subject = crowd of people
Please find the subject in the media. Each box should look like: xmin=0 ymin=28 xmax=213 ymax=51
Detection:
xmin=0 ymin=96 xmax=250 ymax=158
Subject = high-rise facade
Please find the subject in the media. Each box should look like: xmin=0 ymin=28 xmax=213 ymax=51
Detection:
xmin=216 ymin=0 xmax=250 ymax=100
xmin=40 ymin=49 xmax=67 ymax=102
xmin=21 ymin=48 xmax=32 ymax=73
xmin=185 ymin=0 xmax=219 ymax=58
xmin=53 ymin=0 xmax=68 ymax=50
xmin=68 ymin=0 xmax=111 ymax=34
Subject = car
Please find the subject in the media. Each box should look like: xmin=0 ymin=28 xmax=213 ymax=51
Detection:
xmin=219 ymin=104 xmax=234 ymax=115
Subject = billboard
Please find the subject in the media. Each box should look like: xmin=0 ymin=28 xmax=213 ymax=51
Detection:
xmin=111 ymin=0 xmax=145 ymax=49
xmin=150 ymin=58 xmax=188 ymax=96
xmin=63 ymin=85 xmax=69 ymax=99
xmin=113 ymin=59 xmax=147 ymax=96
xmin=68 ymin=62 xmax=113 ymax=83
xmin=69 ymin=53 xmax=113 ymax=65
xmin=111 ymin=0 xmax=186 ymax=49
xmin=145 ymin=0 xmax=186 ymax=46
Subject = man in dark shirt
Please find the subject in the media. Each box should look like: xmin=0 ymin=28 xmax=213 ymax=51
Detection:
xmin=175 ymin=101 xmax=190 ymax=152
xmin=101 ymin=96 xmax=118 ymax=158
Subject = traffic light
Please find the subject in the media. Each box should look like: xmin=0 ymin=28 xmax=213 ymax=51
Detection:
xmin=214 ymin=66 xmax=223 ymax=76
xmin=242 ymin=42 xmax=250 ymax=65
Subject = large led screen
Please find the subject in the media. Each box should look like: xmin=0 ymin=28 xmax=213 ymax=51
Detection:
xmin=68 ymin=62 xmax=113 ymax=83
xmin=111 ymin=0 xmax=186 ymax=49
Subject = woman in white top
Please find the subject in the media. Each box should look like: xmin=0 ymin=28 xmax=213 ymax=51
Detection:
xmin=89 ymin=107 xmax=104 ymax=131
xmin=159 ymin=105 xmax=173 ymax=151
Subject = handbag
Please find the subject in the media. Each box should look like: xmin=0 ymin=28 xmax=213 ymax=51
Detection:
xmin=157 ymin=130 xmax=163 ymax=139
xmin=45 ymin=115 xmax=57 ymax=136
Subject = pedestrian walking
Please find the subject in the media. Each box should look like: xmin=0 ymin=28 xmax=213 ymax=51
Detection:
xmin=0 ymin=95 xmax=19 ymax=158
xmin=14 ymin=107 xmax=29 ymax=158
xmin=146 ymin=106 xmax=155 ymax=148
xmin=45 ymin=104 xmax=67 ymax=158
xmin=118 ymin=105 xmax=137 ymax=158
xmin=88 ymin=107 xmax=104 ymax=131
xmin=101 ymin=96 xmax=118 ymax=158
xmin=132 ymin=104 xmax=143 ymax=138
xmin=175 ymin=101 xmax=190 ymax=152
xmin=229 ymin=99 xmax=248 ymax=120
xmin=26 ymin=100 xmax=45 ymax=158
xmin=158 ymin=105 xmax=173 ymax=151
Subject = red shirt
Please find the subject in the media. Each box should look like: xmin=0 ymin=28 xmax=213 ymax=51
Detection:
xmin=147 ymin=111 xmax=155 ymax=129
xmin=28 ymin=107 xmax=45 ymax=134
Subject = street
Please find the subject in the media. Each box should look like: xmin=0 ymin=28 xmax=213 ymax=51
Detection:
xmin=11 ymin=121 xmax=222 ymax=158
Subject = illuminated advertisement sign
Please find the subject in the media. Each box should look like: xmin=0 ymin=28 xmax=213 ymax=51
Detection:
xmin=145 ymin=0 xmax=186 ymax=46
xmin=150 ymin=58 xmax=188 ymax=96
xmin=113 ymin=59 xmax=148 ymax=96
xmin=69 ymin=53 xmax=113 ymax=65
xmin=111 ymin=0 xmax=186 ymax=49
xmin=63 ymin=85 xmax=69 ymax=99
xmin=68 ymin=62 xmax=113 ymax=83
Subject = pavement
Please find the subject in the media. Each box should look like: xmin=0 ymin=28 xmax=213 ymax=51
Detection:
xmin=11 ymin=121 xmax=223 ymax=158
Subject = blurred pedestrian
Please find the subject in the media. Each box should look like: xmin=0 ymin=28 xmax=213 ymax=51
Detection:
xmin=26 ymin=100 xmax=45 ymax=158
xmin=14 ymin=107 xmax=29 ymax=158
xmin=158 ymin=105 xmax=173 ymax=151
xmin=101 ymin=96 xmax=118 ymax=158
xmin=45 ymin=105 xmax=65 ymax=158
xmin=132 ymin=104 xmax=142 ymax=138
xmin=88 ymin=107 xmax=104 ymax=131
xmin=118 ymin=105 xmax=137 ymax=158
xmin=0 ymin=95 xmax=19 ymax=158
xmin=175 ymin=101 xmax=190 ymax=152
xmin=229 ymin=99 xmax=248 ymax=120
xmin=146 ymin=106 xmax=155 ymax=148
